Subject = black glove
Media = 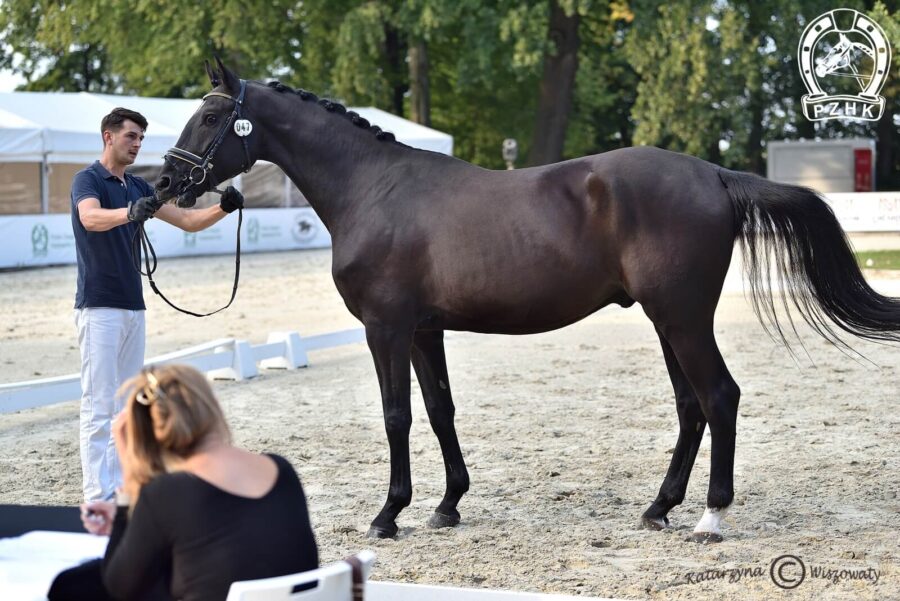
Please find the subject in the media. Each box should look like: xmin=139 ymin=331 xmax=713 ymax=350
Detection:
xmin=127 ymin=195 xmax=162 ymax=223
xmin=219 ymin=186 xmax=244 ymax=213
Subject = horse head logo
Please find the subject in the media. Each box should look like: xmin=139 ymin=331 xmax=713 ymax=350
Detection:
xmin=31 ymin=224 xmax=48 ymax=257
xmin=798 ymin=9 xmax=891 ymax=121
xmin=291 ymin=216 xmax=317 ymax=243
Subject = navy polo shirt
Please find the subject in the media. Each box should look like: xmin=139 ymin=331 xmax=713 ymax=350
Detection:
xmin=71 ymin=161 xmax=155 ymax=310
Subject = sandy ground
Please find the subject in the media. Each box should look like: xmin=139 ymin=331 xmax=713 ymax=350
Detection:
xmin=0 ymin=248 xmax=898 ymax=601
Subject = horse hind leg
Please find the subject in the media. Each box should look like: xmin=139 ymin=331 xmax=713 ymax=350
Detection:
xmin=660 ymin=323 xmax=741 ymax=543
xmin=411 ymin=329 xmax=470 ymax=528
xmin=641 ymin=327 xmax=707 ymax=531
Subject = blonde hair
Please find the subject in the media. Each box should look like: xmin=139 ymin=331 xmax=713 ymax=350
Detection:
xmin=118 ymin=364 xmax=231 ymax=504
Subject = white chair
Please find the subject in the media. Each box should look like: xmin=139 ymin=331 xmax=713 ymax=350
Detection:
xmin=225 ymin=551 xmax=376 ymax=601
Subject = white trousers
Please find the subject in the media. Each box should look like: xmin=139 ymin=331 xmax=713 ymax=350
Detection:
xmin=75 ymin=307 xmax=145 ymax=502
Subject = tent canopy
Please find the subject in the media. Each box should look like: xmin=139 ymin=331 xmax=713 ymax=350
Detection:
xmin=0 ymin=91 xmax=453 ymax=164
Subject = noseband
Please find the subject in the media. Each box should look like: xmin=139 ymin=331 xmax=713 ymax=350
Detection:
xmin=164 ymin=79 xmax=253 ymax=198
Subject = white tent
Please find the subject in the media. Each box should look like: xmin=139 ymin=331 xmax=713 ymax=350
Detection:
xmin=0 ymin=91 xmax=453 ymax=163
xmin=0 ymin=91 xmax=453 ymax=213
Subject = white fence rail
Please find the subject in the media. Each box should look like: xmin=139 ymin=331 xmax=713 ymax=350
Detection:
xmin=367 ymin=581 xmax=620 ymax=600
xmin=0 ymin=328 xmax=366 ymax=414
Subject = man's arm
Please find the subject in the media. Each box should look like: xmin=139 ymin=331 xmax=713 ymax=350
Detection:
xmin=78 ymin=198 xmax=129 ymax=232
xmin=78 ymin=196 xmax=161 ymax=231
xmin=154 ymin=186 xmax=244 ymax=232
xmin=154 ymin=203 xmax=228 ymax=232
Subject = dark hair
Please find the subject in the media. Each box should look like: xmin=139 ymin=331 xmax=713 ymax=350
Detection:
xmin=100 ymin=107 xmax=148 ymax=140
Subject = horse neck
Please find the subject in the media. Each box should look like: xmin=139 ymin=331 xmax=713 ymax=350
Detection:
xmin=254 ymin=95 xmax=404 ymax=230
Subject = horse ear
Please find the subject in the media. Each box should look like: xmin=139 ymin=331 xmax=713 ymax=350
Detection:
xmin=205 ymin=60 xmax=221 ymax=87
xmin=214 ymin=54 xmax=240 ymax=93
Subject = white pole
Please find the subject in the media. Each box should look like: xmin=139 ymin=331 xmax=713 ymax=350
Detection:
xmin=40 ymin=155 xmax=49 ymax=213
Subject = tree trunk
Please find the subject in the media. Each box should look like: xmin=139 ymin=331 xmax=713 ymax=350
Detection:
xmin=384 ymin=26 xmax=406 ymax=116
xmin=746 ymin=94 xmax=765 ymax=174
xmin=527 ymin=0 xmax=580 ymax=166
xmin=409 ymin=39 xmax=430 ymax=126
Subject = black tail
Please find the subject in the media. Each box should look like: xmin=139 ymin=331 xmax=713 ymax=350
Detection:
xmin=720 ymin=168 xmax=900 ymax=351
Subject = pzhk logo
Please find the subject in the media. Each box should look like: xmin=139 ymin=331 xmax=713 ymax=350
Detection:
xmin=798 ymin=8 xmax=891 ymax=122
xmin=31 ymin=224 xmax=48 ymax=257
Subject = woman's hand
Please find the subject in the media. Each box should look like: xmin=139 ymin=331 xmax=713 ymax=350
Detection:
xmin=80 ymin=501 xmax=116 ymax=536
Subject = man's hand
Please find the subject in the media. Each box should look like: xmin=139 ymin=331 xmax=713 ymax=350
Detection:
xmin=127 ymin=195 xmax=163 ymax=223
xmin=219 ymin=186 xmax=244 ymax=214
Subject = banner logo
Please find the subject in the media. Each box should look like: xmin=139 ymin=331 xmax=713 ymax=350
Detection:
xmin=798 ymin=8 xmax=891 ymax=121
xmin=291 ymin=216 xmax=317 ymax=243
xmin=31 ymin=224 xmax=48 ymax=257
xmin=247 ymin=217 xmax=260 ymax=244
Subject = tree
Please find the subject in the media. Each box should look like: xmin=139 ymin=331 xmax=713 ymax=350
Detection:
xmin=0 ymin=0 xmax=301 ymax=97
xmin=527 ymin=0 xmax=581 ymax=165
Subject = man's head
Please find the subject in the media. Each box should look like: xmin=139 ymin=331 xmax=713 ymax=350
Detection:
xmin=101 ymin=107 xmax=148 ymax=167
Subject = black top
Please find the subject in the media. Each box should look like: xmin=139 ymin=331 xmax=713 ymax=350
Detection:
xmin=102 ymin=454 xmax=318 ymax=601
xmin=71 ymin=161 xmax=154 ymax=310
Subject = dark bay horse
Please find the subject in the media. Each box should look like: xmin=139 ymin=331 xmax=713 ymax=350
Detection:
xmin=155 ymin=58 xmax=900 ymax=542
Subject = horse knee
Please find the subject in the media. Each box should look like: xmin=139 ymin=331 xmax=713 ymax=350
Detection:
xmin=384 ymin=410 xmax=412 ymax=436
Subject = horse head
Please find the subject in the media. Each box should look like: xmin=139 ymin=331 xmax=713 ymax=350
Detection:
xmin=155 ymin=57 xmax=259 ymax=208
xmin=815 ymin=33 xmax=852 ymax=78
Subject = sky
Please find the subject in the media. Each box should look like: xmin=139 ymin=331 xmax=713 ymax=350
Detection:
xmin=0 ymin=69 xmax=25 ymax=92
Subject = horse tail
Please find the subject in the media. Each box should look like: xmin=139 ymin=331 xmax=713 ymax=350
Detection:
xmin=720 ymin=168 xmax=900 ymax=351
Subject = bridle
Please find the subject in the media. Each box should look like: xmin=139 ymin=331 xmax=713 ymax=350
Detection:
xmin=164 ymin=78 xmax=254 ymax=201
xmin=132 ymin=79 xmax=255 ymax=318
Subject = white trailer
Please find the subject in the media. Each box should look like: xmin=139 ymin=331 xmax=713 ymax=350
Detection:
xmin=766 ymin=138 xmax=876 ymax=193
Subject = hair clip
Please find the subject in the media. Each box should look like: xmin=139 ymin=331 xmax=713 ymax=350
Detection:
xmin=135 ymin=371 xmax=163 ymax=406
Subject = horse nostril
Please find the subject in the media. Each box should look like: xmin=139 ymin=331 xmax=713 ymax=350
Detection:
xmin=156 ymin=176 xmax=171 ymax=191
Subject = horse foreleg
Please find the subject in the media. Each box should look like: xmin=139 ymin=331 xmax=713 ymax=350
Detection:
xmin=365 ymin=323 xmax=414 ymax=539
xmin=411 ymin=329 xmax=470 ymax=529
xmin=662 ymin=325 xmax=740 ymax=543
xmin=641 ymin=328 xmax=707 ymax=531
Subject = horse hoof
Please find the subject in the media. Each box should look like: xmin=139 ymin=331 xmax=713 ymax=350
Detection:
xmin=691 ymin=531 xmax=724 ymax=544
xmin=640 ymin=516 xmax=670 ymax=531
xmin=366 ymin=523 xmax=398 ymax=539
xmin=427 ymin=511 xmax=460 ymax=529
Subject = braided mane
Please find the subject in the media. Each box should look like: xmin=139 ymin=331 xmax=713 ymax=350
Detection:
xmin=266 ymin=81 xmax=397 ymax=143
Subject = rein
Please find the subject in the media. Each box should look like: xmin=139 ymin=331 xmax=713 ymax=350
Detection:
xmin=131 ymin=201 xmax=243 ymax=318
xmin=132 ymin=79 xmax=254 ymax=317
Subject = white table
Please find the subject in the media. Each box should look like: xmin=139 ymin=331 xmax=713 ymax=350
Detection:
xmin=0 ymin=530 xmax=107 ymax=601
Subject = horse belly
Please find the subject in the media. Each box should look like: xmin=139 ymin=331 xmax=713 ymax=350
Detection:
xmin=431 ymin=267 xmax=625 ymax=334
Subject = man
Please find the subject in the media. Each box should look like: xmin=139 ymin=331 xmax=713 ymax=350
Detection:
xmin=71 ymin=107 xmax=244 ymax=502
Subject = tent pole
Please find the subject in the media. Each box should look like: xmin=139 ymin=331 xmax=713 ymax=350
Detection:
xmin=40 ymin=155 xmax=49 ymax=214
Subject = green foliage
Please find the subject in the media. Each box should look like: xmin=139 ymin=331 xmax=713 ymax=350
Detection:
xmin=0 ymin=0 xmax=897 ymax=177
xmin=856 ymin=250 xmax=900 ymax=270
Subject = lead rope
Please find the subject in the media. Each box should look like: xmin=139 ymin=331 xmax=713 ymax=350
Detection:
xmin=131 ymin=197 xmax=243 ymax=318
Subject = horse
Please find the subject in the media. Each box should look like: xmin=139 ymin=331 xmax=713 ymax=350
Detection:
xmin=155 ymin=58 xmax=900 ymax=542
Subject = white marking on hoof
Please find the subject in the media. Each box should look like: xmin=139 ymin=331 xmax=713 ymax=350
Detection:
xmin=694 ymin=505 xmax=730 ymax=537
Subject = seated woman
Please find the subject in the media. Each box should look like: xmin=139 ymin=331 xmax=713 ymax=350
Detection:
xmin=50 ymin=364 xmax=318 ymax=601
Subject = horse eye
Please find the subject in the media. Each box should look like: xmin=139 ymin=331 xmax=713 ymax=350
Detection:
xmin=205 ymin=114 xmax=218 ymax=126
